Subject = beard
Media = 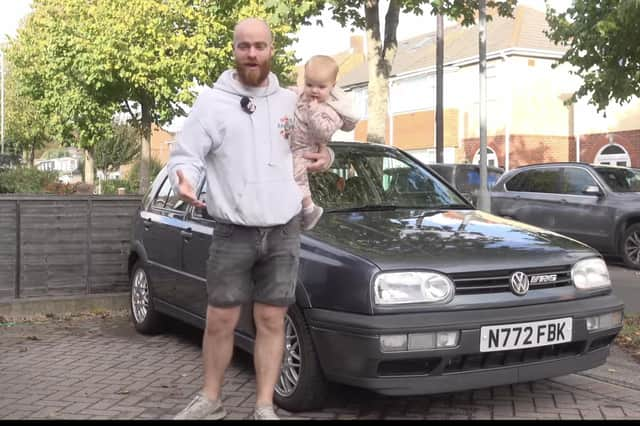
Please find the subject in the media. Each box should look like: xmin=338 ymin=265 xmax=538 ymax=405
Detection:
xmin=236 ymin=60 xmax=270 ymax=87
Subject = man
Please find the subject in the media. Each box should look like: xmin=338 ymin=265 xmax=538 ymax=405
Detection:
xmin=169 ymin=18 xmax=333 ymax=420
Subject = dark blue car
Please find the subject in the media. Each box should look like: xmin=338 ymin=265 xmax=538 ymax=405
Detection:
xmin=128 ymin=142 xmax=623 ymax=412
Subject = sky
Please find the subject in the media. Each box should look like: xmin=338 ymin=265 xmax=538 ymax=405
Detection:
xmin=1 ymin=0 xmax=572 ymax=61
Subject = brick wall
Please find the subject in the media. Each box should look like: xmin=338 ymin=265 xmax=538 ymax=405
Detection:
xmin=354 ymin=109 xmax=459 ymax=150
xmin=464 ymin=135 xmax=572 ymax=169
xmin=579 ymin=130 xmax=640 ymax=165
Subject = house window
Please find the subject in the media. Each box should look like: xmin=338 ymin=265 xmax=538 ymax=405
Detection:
xmin=390 ymin=74 xmax=434 ymax=113
xmin=472 ymin=147 xmax=499 ymax=167
xmin=350 ymin=87 xmax=368 ymax=119
xmin=594 ymin=144 xmax=630 ymax=167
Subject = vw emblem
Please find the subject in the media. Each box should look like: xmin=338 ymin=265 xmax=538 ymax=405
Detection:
xmin=510 ymin=271 xmax=530 ymax=296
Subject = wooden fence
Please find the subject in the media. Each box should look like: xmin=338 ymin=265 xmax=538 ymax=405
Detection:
xmin=0 ymin=195 xmax=142 ymax=301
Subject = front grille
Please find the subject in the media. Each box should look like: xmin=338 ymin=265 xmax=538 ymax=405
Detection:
xmin=452 ymin=266 xmax=572 ymax=295
xmin=443 ymin=341 xmax=585 ymax=373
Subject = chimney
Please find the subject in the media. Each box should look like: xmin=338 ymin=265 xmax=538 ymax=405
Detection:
xmin=350 ymin=35 xmax=363 ymax=54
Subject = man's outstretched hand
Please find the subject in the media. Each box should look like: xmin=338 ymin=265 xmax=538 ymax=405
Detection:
xmin=176 ymin=170 xmax=206 ymax=209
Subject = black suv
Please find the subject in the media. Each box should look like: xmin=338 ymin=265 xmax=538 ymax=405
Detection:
xmin=128 ymin=143 xmax=623 ymax=412
xmin=491 ymin=162 xmax=640 ymax=269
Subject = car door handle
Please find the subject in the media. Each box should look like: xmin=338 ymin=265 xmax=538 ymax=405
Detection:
xmin=181 ymin=229 xmax=193 ymax=240
xmin=143 ymin=218 xmax=152 ymax=230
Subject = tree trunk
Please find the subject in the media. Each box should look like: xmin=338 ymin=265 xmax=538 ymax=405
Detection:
xmin=29 ymin=145 xmax=35 ymax=167
xmin=364 ymin=0 xmax=399 ymax=144
xmin=139 ymin=100 xmax=152 ymax=194
xmin=84 ymin=148 xmax=95 ymax=185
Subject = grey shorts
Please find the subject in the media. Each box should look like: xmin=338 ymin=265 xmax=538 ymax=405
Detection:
xmin=206 ymin=215 xmax=301 ymax=307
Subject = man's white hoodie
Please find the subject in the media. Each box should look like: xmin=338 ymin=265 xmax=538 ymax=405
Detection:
xmin=168 ymin=70 xmax=301 ymax=226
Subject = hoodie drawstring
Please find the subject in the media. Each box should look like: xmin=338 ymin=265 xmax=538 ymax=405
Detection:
xmin=266 ymin=96 xmax=275 ymax=167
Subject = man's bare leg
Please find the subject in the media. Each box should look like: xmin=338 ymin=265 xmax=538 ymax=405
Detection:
xmin=252 ymin=302 xmax=288 ymax=406
xmin=201 ymin=305 xmax=242 ymax=401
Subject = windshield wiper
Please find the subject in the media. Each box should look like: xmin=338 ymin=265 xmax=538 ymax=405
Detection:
xmin=426 ymin=203 xmax=472 ymax=210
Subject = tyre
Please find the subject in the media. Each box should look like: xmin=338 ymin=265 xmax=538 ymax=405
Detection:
xmin=274 ymin=304 xmax=328 ymax=412
xmin=129 ymin=260 xmax=165 ymax=334
xmin=621 ymin=224 xmax=640 ymax=270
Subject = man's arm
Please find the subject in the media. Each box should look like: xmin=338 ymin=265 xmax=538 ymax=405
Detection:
xmin=304 ymin=145 xmax=334 ymax=173
xmin=167 ymin=92 xmax=217 ymax=206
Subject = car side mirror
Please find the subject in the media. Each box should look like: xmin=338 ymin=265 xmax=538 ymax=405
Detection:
xmin=582 ymin=185 xmax=602 ymax=197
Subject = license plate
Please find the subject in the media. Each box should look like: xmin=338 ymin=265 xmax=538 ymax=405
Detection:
xmin=480 ymin=317 xmax=572 ymax=352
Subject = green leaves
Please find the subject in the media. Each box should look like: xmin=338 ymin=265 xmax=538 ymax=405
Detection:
xmin=8 ymin=0 xmax=304 ymax=191
xmin=546 ymin=0 xmax=640 ymax=112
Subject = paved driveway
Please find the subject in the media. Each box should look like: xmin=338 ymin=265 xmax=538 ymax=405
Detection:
xmin=1 ymin=312 xmax=639 ymax=420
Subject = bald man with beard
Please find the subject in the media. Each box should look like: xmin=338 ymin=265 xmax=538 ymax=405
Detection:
xmin=169 ymin=18 xmax=334 ymax=420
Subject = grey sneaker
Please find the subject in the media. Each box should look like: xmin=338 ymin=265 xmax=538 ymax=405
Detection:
xmin=303 ymin=205 xmax=324 ymax=230
xmin=174 ymin=392 xmax=227 ymax=420
xmin=253 ymin=405 xmax=280 ymax=420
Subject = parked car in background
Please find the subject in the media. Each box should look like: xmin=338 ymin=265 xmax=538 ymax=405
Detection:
xmin=427 ymin=163 xmax=503 ymax=206
xmin=491 ymin=162 xmax=640 ymax=269
xmin=128 ymin=143 xmax=622 ymax=412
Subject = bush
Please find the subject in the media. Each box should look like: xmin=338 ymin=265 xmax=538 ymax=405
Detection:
xmin=102 ymin=178 xmax=134 ymax=195
xmin=0 ymin=167 xmax=60 ymax=194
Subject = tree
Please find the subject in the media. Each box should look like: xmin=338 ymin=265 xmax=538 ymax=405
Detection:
xmin=3 ymin=56 xmax=51 ymax=166
xmin=9 ymin=0 xmax=302 ymax=193
xmin=268 ymin=0 xmax=517 ymax=144
xmin=94 ymin=122 xmax=141 ymax=174
xmin=7 ymin=0 xmax=117 ymax=182
xmin=545 ymin=0 xmax=640 ymax=112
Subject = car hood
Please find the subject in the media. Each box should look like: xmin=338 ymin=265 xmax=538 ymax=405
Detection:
xmin=305 ymin=209 xmax=595 ymax=272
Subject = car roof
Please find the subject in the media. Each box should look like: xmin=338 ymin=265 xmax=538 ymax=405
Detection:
xmin=429 ymin=163 xmax=504 ymax=172
xmin=511 ymin=162 xmax=634 ymax=172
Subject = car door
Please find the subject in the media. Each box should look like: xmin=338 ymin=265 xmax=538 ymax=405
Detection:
xmin=494 ymin=168 xmax=563 ymax=231
xmin=175 ymin=195 xmax=212 ymax=319
xmin=141 ymin=175 xmax=190 ymax=303
xmin=553 ymin=166 xmax=614 ymax=250
xmin=178 ymin=184 xmax=256 ymax=338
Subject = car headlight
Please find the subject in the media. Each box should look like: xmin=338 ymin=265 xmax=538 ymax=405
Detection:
xmin=374 ymin=272 xmax=454 ymax=305
xmin=571 ymin=258 xmax=611 ymax=290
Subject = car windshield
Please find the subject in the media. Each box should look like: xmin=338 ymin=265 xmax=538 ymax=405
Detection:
xmin=593 ymin=166 xmax=640 ymax=193
xmin=309 ymin=145 xmax=470 ymax=211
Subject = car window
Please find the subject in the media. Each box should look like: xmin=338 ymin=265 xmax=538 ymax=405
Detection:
xmin=308 ymin=146 xmax=467 ymax=210
xmin=594 ymin=167 xmax=640 ymax=192
xmin=151 ymin=176 xmax=188 ymax=213
xmin=561 ymin=168 xmax=597 ymax=195
xmin=505 ymin=169 xmax=561 ymax=193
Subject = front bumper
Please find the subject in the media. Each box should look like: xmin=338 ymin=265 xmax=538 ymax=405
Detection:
xmin=305 ymin=294 xmax=623 ymax=396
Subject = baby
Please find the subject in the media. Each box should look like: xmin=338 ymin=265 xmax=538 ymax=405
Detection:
xmin=290 ymin=55 xmax=359 ymax=230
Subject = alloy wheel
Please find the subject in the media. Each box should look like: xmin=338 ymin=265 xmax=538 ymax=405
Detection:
xmin=625 ymin=230 xmax=640 ymax=267
xmin=276 ymin=314 xmax=301 ymax=397
xmin=131 ymin=268 xmax=150 ymax=324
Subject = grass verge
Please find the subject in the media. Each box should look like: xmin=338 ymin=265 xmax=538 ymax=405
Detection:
xmin=615 ymin=313 xmax=640 ymax=362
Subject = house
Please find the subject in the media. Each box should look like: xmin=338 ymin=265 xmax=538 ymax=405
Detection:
xmin=34 ymin=147 xmax=83 ymax=183
xmin=119 ymin=123 xmax=176 ymax=178
xmin=337 ymin=5 xmax=640 ymax=170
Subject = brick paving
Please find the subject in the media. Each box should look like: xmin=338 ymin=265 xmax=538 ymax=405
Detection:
xmin=1 ymin=311 xmax=639 ymax=420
